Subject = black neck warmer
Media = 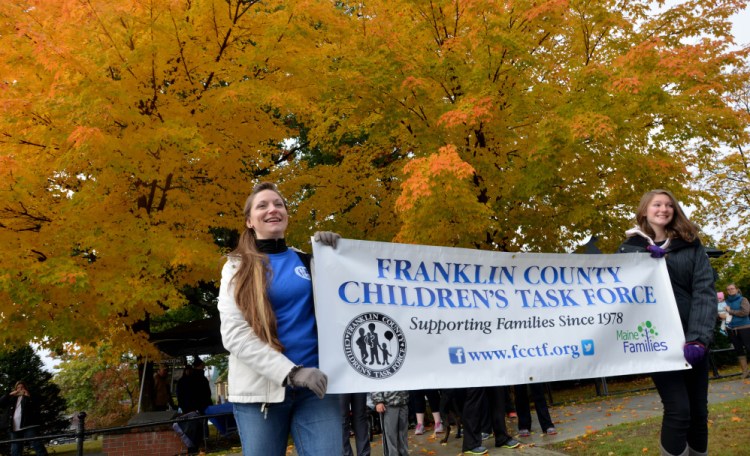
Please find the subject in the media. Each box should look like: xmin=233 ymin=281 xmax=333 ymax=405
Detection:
xmin=255 ymin=238 xmax=287 ymax=254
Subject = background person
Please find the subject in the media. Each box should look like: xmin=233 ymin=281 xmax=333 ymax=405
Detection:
xmin=723 ymin=283 xmax=750 ymax=379
xmin=0 ymin=381 xmax=48 ymax=456
xmin=153 ymin=366 xmax=175 ymax=411
xmin=513 ymin=383 xmax=556 ymax=437
xmin=187 ymin=359 xmax=213 ymax=414
xmin=619 ymin=189 xmax=716 ymax=456
xmin=372 ymin=390 xmax=410 ymax=456
xmin=340 ymin=393 xmax=371 ymax=456
xmin=218 ymin=182 xmax=342 ymax=455
xmin=483 ymin=386 xmax=520 ymax=450
xmin=410 ymin=389 xmax=442 ymax=435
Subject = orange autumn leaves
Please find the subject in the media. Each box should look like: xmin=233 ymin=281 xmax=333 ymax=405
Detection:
xmin=1 ymin=0 xmax=749 ymax=356
xmin=395 ymin=145 xmax=492 ymax=247
xmin=397 ymin=145 xmax=475 ymax=212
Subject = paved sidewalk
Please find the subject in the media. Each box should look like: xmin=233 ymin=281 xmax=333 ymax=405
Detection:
xmin=261 ymin=377 xmax=750 ymax=455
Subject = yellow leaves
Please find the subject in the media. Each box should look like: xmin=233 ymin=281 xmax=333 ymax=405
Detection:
xmin=524 ymin=0 xmax=568 ymax=22
xmin=570 ymin=113 xmax=615 ymax=141
xmin=394 ymin=144 xmax=495 ymax=247
xmin=0 ymin=155 xmax=17 ymax=180
xmin=731 ymin=415 xmax=742 ymax=422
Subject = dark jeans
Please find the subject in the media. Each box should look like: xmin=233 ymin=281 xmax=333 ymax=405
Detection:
xmin=10 ymin=426 xmax=48 ymax=456
xmin=727 ymin=327 xmax=750 ymax=357
xmin=340 ymin=393 xmax=371 ymax=456
xmin=514 ymin=383 xmax=554 ymax=433
xmin=651 ymin=356 xmax=709 ymax=454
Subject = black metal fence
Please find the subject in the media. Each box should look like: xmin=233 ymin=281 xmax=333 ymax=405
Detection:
xmin=1 ymin=346 xmax=741 ymax=455
xmin=0 ymin=410 xmax=237 ymax=456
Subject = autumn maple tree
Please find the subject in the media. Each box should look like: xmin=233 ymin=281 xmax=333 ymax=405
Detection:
xmin=0 ymin=0 xmax=748 ymax=356
xmin=299 ymin=0 xmax=749 ymax=252
xmin=0 ymin=0 xmax=351 ymax=355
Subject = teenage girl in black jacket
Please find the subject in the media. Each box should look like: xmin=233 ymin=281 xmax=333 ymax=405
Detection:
xmin=619 ymin=189 xmax=716 ymax=456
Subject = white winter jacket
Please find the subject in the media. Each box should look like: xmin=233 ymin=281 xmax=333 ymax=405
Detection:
xmin=218 ymin=257 xmax=296 ymax=403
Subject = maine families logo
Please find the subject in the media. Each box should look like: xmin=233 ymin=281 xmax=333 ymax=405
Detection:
xmin=617 ymin=320 xmax=668 ymax=353
xmin=342 ymin=313 xmax=407 ymax=379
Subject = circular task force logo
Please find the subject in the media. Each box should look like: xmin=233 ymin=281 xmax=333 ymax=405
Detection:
xmin=343 ymin=313 xmax=407 ymax=379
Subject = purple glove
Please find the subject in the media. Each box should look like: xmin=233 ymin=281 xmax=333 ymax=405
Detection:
xmin=683 ymin=342 xmax=706 ymax=366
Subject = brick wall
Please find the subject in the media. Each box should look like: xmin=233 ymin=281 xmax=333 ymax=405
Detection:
xmin=103 ymin=426 xmax=186 ymax=456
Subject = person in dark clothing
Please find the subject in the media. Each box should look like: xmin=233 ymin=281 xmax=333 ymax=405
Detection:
xmin=619 ymin=189 xmax=716 ymax=456
xmin=177 ymin=360 xmax=212 ymax=414
xmin=0 ymin=381 xmax=48 ymax=456
xmin=175 ymin=360 xmax=212 ymax=455
xmin=340 ymin=393 xmax=371 ymax=456
xmin=484 ymin=386 xmax=520 ymax=449
xmin=513 ymin=383 xmax=556 ymax=437
xmin=189 ymin=359 xmax=213 ymax=413
xmin=460 ymin=387 xmax=520 ymax=455
xmin=176 ymin=365 xmax=194 ymax=413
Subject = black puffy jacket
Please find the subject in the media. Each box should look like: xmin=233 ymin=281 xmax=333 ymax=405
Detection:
xmin=618 ymin=236 xmax=717 ymax=346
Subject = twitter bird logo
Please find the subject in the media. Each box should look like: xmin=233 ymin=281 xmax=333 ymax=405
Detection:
xmin=581 ymin=340 xmax=595 ymax=356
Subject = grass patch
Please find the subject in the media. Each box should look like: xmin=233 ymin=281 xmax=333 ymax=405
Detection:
xmin=548 ymin=395 xmax=750 ymax=455
xmin=45 ymin=437 xmax=102 ymax=455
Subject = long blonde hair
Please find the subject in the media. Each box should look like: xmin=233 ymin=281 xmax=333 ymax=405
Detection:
xmin=635 ymin=189 xmax=699 ymax=242
xmin=230 ymin=183 xmax=286 ymax=351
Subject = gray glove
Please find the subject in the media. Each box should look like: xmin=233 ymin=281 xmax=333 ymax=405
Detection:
xmin=313 ymin=231 xmax=341 ymax=249
xmin=288 ymin=367 xmax=328 ymax=399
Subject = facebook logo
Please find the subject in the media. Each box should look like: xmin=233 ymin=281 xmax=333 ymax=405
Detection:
xmin=448 ymin=347 xmax=466 ymax=364
xmin=581 ymin=339 xmax=595 ymax=356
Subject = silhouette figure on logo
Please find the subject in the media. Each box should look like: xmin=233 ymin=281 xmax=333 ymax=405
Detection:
xmin=355 ymin=328 xmax=369 ymax=364
xmin=381 ymin=342 xmax=392 ymax=364
xmin=365 ymin=323 xmax=381 ymax=365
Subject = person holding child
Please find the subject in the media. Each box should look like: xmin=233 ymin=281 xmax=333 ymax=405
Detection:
xmin=723 ymin=283 xmax=750 ymax=379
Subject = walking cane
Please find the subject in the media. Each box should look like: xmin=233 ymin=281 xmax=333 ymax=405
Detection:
xmin=379 ymin=411 xmax=389 ymax=456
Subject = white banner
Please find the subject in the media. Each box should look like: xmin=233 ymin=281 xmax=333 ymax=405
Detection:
xmin=311 ymin=239 xmax=688 ymax=394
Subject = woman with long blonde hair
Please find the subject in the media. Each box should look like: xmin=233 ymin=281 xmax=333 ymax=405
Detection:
xmin=218 ymin=182 xmax=341 ymax=455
